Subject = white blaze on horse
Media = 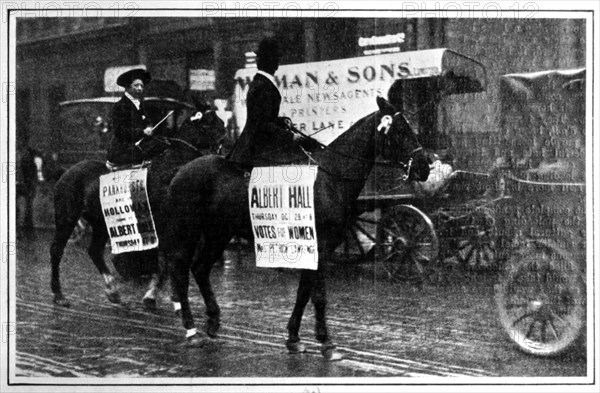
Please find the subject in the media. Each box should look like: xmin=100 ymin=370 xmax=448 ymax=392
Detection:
xmin=49 ymin=111 xmax=227 ymax=309
xmin=163 ymin=97 xmax=430 ymax=360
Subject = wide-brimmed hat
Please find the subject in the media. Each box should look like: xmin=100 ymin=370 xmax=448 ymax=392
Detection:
xmin=116 ymin=68 xmax=151 ymax=88
xmin=255 ymin=38 xmax=282 ymax=59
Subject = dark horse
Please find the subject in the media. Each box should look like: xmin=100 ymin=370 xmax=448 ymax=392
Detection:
xmin=164 ymin=97 xmax=430 ymax=360
xmin=50 ymin=111 xmax=228 ymax=308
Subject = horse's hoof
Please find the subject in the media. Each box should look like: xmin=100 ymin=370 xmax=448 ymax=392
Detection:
xmin=321 ymin=343 xmax=343 ymax=361
xmin=106 ymin=291 xmax=121 ymax=304
xmin=142 ymin=297 xmax=157 ymax=311
xmin=206 ymin=320 xmax=220 ymax=338
xmin=173 ymin=302 xmax=182 ymax=316
xmin=53 ymin=296 xmax=71 ymax=308
xmin=286 ymin=340 xmax=307 ymax=354
xmin=185 ymin=333 xmax=206 ymax=347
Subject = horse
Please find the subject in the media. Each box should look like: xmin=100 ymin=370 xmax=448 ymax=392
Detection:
xmin=163 ymin=97 xmax=431 ymax=360
xmin=49 ymin=110 xmax=228 ymax=309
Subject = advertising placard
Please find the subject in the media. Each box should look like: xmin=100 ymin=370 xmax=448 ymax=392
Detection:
xmin=189 ymin=69 xmax=216 ymax=91
xmin=99 ymin=168 xmax=158 ymax=254
xmin=249 ymin=166 xmax=319 ymax=270
xmin=232 ymin=50 xmax=447 ymax=144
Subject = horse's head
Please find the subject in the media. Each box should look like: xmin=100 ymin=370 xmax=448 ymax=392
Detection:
xmin=176 ymin=110 xmax=229 ymax=155
xmin=375 ymin=96 xmax=430 ymax=182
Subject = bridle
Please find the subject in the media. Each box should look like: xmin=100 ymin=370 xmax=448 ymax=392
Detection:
xmin=298 ymin=111 xmax=423 ymax=181
xmin=372 ymin=111 xmax=423 ymax=178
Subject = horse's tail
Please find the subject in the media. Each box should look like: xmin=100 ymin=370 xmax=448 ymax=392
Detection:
xmin=52 ymin=160 xmax=107 ymax=235
xmin=164 ymin=155 xmax=226 ymax=252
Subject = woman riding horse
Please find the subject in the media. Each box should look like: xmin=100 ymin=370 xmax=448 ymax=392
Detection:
xmin=50 ymin=110 xmax=227 ymax=308
xmin=164 ymin=96 xmax=430 ymax=360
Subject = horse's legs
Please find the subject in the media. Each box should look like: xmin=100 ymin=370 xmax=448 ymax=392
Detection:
xmin=50 ymin=219 xmax=78 ymax=307
xmin=169 ymin=273 xmax=182 ymax=315
xmin=286 ymin=266 xmax=341 ymax=360
xmin=311 ymin=268 xmax=341 ymax=360
xmin=142 ymin=273 xmax=161 ymax=311
xmin=86 ymin=219 xmax=119 ymax=303
xmin=142 ymin=250 xmax=164 ymax=311
xmin=169 ymin=239 xmax=198 ymax=338
xmin=190 ymin=236 xmax=230 ymax=338
xmin=169 ymin=242 xmax=201 ymax=315
xmin=50 ymin=194 xmax=83 ymax=307
xmin=286 ymin=270 xmax=313 ymax=353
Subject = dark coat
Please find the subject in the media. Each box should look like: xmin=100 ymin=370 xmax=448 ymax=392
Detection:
xmin=228 ymin=73 xmax=294 ymax=165
xmin=16 ymin=147 xmax=41 ymax=197
xmin=106 ymin=96 xmax=152 ymax=165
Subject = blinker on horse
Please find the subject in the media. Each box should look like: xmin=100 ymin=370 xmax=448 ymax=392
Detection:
xmin=164 ymin=97 xmax=430 ymax=360
xmin=49 ymin=110 xmax=227 ymax=309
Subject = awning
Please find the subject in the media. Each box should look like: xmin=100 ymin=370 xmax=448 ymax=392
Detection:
xmin=394 ymin=48 xmax=487 ymax=94
xmin=232 ymin=48 xmax=486 ymax=145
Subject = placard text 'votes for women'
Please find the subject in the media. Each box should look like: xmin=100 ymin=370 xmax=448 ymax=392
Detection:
xmin=249 ymin=166 xmax=318 ymax=270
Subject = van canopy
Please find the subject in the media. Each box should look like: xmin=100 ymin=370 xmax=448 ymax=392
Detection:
xmin=498 ymin=68 xmax=585 ymax=182
xmin=499 ymin=68 xmax=585 ymax=105
xmin=394 ymin=48 xmax=487 ymax=95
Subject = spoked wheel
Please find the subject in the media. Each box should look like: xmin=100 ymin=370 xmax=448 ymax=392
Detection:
xmin=334 ymin=211 xmax=379 ymax=263
xmin=377 ymin=205 xmax=439 ymax=284
xmin=455 ymin=207 xmax=497 ymax=269
xmin=495 ymin=241 xmax=585 ymax=356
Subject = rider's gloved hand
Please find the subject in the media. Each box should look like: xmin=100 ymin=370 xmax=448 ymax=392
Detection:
xmin=294 ymin=132 xmax=322 ymax=151
xmin=277 ymin=117 xmax=297 ymax=132
xmin=292 ymin=133 xmax=306 ymax=143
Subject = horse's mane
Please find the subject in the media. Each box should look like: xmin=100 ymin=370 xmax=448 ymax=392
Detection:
xmin=151 ymin=110 xmax=228 ymax=182
xmin=311 ymin=110 xmax=380 ymax=181
xmin=325 ymin=111 xmax=378 ymax=148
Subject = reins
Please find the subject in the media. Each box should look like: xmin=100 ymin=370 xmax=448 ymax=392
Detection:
xmin=252 ymin=112 xmax=419 ymax=182
xmin=155 ymin=136 xmax=201 ymax=154
xmin=250 ymin=111 xmax=421 ymax=182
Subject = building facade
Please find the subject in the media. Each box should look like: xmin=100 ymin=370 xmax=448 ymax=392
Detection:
xmin=16 ymin=16 xmax=585 ymax=171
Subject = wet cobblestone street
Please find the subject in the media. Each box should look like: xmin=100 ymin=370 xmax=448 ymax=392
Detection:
xmin=11 ymin=229 xmax=587 ymax=382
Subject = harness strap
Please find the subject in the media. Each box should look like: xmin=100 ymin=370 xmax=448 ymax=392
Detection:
xmin=244 ymin=113 xmax=421 ymax=182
